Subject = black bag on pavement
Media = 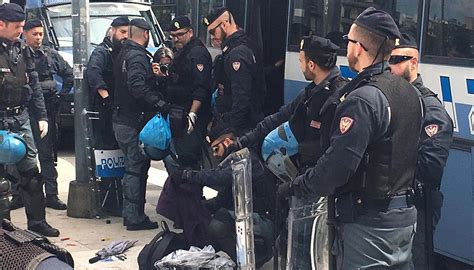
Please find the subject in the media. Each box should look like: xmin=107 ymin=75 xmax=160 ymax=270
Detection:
xmin=137 ymin=221 xmax=189 ymax=270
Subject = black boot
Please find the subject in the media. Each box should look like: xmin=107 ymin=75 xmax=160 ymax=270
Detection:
xmin=126 ymin=216 xmax=158 ymax=231
xmin=46 ymin=195 xmax=67 ymax=210
xmin=10 ymin=195 xmax=24 ymax=210
xmin=29 ymin=221 xmax=60 ymax=237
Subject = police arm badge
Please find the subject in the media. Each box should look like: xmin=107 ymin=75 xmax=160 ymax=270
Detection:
xmin=196 ymin=64 xmax=204 ymax=72
xmin=424 ymin=124 xmax=439 ymax=137
xmin=339 ymin=116 xmax=354 ymax=134
xmin=232 ymin=61 xmax=241 ymax=71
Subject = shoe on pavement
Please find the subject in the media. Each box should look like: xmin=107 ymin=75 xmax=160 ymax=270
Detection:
xmin=29 ymin=222 xmax=60 ymax=237
xmin=46 ymin=195 xmax=67 ymax=210
xmin=10 ymin=195 xmax=24 ymax=210
xmin=126 ymin=217 xmax=158 ymax=231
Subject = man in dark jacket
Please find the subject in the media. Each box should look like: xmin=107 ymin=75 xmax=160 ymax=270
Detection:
xmin=113 ymin=19 xmax=168 ymax=231
xmin=157 ymin=16 xmax=212 ymax=172
xmin=204 ymin=8 xmax=265 ymax=134
xmin=87 ymin=16 xmax=129 ymax=150
xmin=10 ymin=19 xmax=73 ymax=211
xmin=0 ymin=3 xmax=59 ymax=237
xmin=169 ymin=121 xmax=276 ymax=267
xmin=389 ymin=32 xmax=453 ymax=270
xmin=86 ymin=16 xmax=129 ymax=216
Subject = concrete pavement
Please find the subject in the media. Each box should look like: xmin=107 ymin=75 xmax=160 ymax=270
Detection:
xmin=9 ymin=150 xmax=275 ymax=269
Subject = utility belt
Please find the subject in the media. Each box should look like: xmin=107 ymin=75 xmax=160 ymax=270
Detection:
xmin=336 ymin=191 xmax=414 ymax=223
xmin=39 ymin=80 xmax=57 ymax=93
xmin=0 ymin=105 xmax=25 ymax=117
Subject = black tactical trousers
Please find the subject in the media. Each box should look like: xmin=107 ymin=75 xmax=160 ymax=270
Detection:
xmin=1 ymin=111 xmax=46 ymax=226
xmin=32 ymin=93 xmax=59 ymax=195
xmin=112 ymin=122 xmax=150 ymax=225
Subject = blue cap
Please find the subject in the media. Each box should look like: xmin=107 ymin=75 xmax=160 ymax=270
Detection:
xmin=0 ymin=3 xmax=25 ymax=22
xmin=300 ymin=35 xmax=339 ymax=53
xmin=354 ymin=7 xmax=400 ymax=40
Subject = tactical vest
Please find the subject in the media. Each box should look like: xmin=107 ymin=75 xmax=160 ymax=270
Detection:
xmin=0 ymin=229 xmax=54 ymax=270
xmin=293 ymin=77 xmax=348 ymax=168
xmin=35 ymin=47 xmax=56 ymax=92
xmin=0 ymin=42 xmax=30 ymax=108
xmin=345 ymin=72 xmax=422 ymax=199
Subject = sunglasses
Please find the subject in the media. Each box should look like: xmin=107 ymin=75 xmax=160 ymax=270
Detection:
xmin=170 ymin=29 xmax=189 ymax=38
xmin=211 ymin=141 xmax=225 ymax=153
xmin=389 ymin=55 xmax=414 ymax=65
xmin=343 ymin=34 xmax=368 ymax=51
xmin=208 ymin=22 xmax=222 ymax=36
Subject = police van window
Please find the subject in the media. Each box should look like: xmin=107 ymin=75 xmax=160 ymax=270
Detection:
xmin=422 ymin=0 xmax=474 ymax=65
xmin=287 ymin=0 xmax=421 ymax=52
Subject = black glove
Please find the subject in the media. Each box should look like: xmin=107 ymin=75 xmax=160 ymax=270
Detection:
xmin=277 ymin=182 xmax=294 ymax=199
xmin=154 ymin=100 xmax=171 ymax=115
xmin=169 ymin=169 xmax=194 ymax=186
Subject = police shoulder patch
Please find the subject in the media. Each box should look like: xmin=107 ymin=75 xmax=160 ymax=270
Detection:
xmin=339 ymin=116 xmax=354 ymax=134
xmin=196 ymin=64 xmax=204 ymax=72
xmin=425 ymin=124 xmax=439 ymax=137
xmin=232 ymin=61 xmax=240 ymax=71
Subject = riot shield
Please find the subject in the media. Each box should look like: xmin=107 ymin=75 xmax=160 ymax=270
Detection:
xmin=220 ymin=148 xmax=255 ymax=269
xmin=286 ymin=197 xmax=328 ymax=270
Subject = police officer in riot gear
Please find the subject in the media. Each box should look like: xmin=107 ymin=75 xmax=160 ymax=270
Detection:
xmin=156 ymin=16 xmax=212 ymax=171
xmin=0 ymin=3 xmax=59 ymax=237
xmin=280 ymin=8 xmax=422 ymax=269
xmin=113 ymin=19 xmax=168 ymax=231
xmin=169 ymin=121 xmax=276 ymax=268
xmin=204 ymin=8 xmax=265 ymax=134
xmin=87 ymin=16 xmax=129 ymax=216
xmin=389 ymin=33 xmax=454 ymax=270
xmin=13 ymin=19 xmax=73 ymax=211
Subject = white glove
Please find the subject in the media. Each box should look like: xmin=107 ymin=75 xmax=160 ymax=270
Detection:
xmin=38 ymin=120 xmax=48 ymax=138
xmin=187 ymin=112 xmax=197 ymax=134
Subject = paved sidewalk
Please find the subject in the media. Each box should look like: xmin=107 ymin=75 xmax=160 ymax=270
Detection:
xmin=9 ymin=152 xmax=277 ymax=269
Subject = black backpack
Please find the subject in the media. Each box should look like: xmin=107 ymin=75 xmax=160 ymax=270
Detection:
xmin=137 ymin=221 xmax=189 ymax=270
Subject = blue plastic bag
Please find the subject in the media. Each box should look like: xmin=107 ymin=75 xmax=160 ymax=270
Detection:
xmin=139 ymin=113 xmax=171 ymax=150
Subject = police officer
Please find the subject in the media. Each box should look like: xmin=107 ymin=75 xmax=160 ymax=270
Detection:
xmin=0 ymin=3 xmax=59 ymax=237
xmin=87 ymin=16 xmax=129 ymax=150
xmin=113 ymin=18 xmax=168 ymax=230
xmin=157 ymin=16 xmax=212 ymax=171
xmin=203 ymin=8 xmax=265 ymax=134
xmin=280 ymin=8 xmax=422 ymax=269
xmin=87 ymin=16 xmax=129 ymax=216
xmin=389 ymin=33 xmax=454 ymax=270
xmin=169 ymin=121 xmax=276 ymax=268
xmin=16 ymin=19 xmax=72 ymax=211
xmin=237 ymin=35 xmax=347 ymax=170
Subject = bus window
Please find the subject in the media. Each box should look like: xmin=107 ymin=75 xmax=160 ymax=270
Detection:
xmin=422 ymin=0 xmax=474 ymax=66
xmin=197 ymin=0 xmax=225 ymax=46
xmin=287 ymin=0 xmax=421 ymax=52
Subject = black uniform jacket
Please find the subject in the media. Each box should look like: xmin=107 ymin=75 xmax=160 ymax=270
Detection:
xmin=414 ymin=75 xmax=453 ymax=189
xmin=166 ymin=37 xmax=212 ymax=117
xmin=113 ymin=40 xmax=163 ymax=128
xmin=34 ymin=46 xmax=73 ymax=93
xmin=221 ymin=30 xmax=264 ymax=132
